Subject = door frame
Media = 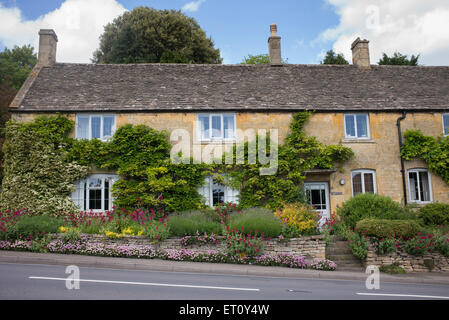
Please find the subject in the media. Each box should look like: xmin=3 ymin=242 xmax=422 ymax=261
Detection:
xmin=304 ymin=182 xmax=330 ymax=224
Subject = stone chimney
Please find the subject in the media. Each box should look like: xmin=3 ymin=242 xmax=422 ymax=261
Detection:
xmin=38 ymin=29 xmax=58 ymax=66
xmin=268 ymin=24 xmax=282 ymax=65
xmin=351 ymin=37 xmax=370 ymax=69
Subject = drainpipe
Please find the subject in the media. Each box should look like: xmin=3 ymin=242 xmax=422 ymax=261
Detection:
xmin=397 ymin=111 xmax=407 ymax=206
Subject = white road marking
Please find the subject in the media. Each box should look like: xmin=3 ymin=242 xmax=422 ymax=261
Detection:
xmin=356 ymin=292 xmax=449 ymax=299
xmin=28 ymin=276 xmax=260 ymax=292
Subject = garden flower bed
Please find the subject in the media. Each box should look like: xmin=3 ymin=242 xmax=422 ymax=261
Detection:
xmin=0 ymin=236 xmax=337 ymax=271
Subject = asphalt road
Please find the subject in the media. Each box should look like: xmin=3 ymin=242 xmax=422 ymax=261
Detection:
xmin=1 ymin=262 xmax=449 ymax=300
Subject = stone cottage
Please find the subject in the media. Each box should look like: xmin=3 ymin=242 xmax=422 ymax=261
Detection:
xmin=8 ymin=26 xmax=449 ymax=220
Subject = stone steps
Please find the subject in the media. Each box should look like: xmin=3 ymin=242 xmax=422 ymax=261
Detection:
xmin=326 ymin=236 xmax=364 ymax=271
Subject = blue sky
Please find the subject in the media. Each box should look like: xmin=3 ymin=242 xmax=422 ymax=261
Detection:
xmin=1 ymin=0 xmax=448 ymax=65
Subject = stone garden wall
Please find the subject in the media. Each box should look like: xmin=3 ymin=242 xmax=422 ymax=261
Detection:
xmin=51 ymin=234 xmax=326 ymax=259
xmin=365 ymin=243 xmax=449 ymax=272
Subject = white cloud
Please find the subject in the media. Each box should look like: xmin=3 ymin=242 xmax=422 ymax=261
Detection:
xmin=0 ymin=0 xmax=126 ymax=63
xmin=182 ymin=0 xmax=206 ymax=13
xmin=318 ymin=0 xmax=449 ymax=65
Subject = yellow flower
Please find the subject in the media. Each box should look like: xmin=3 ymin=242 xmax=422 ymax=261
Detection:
xmin=137 ymin=230 xmax=144 ymax=236
xmin=121 ymin=227 xmax=134 ymax=236
xmin=59 ymin=226 xmax=68 ymax=233
xmin=104 ymin=231 xmax=122 ymax=239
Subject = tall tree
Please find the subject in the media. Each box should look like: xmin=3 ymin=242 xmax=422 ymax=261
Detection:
xmin=378 ymin=52 xmax=420 ymax=66
xmin=92 ymin=7 xmax=222 ymax=64
xmin=0 ymin=45 xmax=37 ymax=90
xmin=0 ymin=45 xmax=36 ymax=183
xmin=321 ymin=50 xmax=349 ymax=65
xmin=241 ymin=53 xmax=288 ymax=64
xmin=0 ymin=80 xmax=17 ymax=183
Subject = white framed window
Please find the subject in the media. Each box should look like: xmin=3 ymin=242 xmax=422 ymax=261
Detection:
xmin=71 ymin=174 xmax=119 ymax=212
xmin=351 ymin=169 xmax=377 ymax=196
xmin=408 ymin=169 xmax=432 ymax=203
xmin=76 ymin=114 xmax=116 ymax=141
xmin=197 ymin=113 xmax=236 ymax=141
xmin=198 ymin=176 xmax=239 ymax=207
xmin=443 ymin=114 xmax=449 ymax=136
xmin=344 ymin=113 xmax=370 ymax=139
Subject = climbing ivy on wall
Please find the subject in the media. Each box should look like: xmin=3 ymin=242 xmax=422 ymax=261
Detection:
xmin=401 ymin=129 xmax=449 ymax=184
xmin=67 ymin=124 xmax=209 ymax=212
xmin=1 ymin=112 xmax=354 ymax=214
xmin=0 ymin=116 xmax=89 ymax=215
xmin=220 ymin=111 xmax=354 ymax=210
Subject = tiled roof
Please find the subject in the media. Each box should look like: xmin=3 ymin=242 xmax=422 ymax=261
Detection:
xmin=11 ymin=63 xmax=449 ymax=112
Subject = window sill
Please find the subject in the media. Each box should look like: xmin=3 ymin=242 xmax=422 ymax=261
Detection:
xmin=341 ymin=138 xmax=376 ymax=144
xmin=195 ymin=140 xmax=237 ymax=145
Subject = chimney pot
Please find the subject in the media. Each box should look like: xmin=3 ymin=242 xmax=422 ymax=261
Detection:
xmin=270 ymin=24 xmax=277 ymax=37
xmin=38 ymin=29 xmax=58 ymax=66
xmin=268 ymin=24 xmax=282 ymax=65
xmin=351 ymin=37 xmax=370 ymax=69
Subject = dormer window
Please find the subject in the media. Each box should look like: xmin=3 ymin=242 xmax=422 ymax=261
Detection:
xmin=76 ymin=114 xmax=116 ymax=141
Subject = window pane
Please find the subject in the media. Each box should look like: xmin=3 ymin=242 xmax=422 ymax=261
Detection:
xmin=364 ymin=173 xmax=374 ymax=193
xmin=89 ymin=189 xmax=102 ymax=210
xmin=103 ymin=116 xmax=115 ymax=138
xmin=198 ymin=115 xmax=209 ymax=140
xmin=223 ymin=115 xmax=235 ymax=139
xmin=352 ymin=173 xmax=363 ymax=195
xmin=409 ymin=172 xmax=419 ymax=201
xmin=212 ymin=183 xmax=225 ymax=206
xmin=356 ymin=114 xmax=368 ymax=138
xmin=91 ymin=116 xmax=101 ymax=139
xmin=211 ymin=115 xmax=222 ymax=138
xmin=345 ymin=115 xmax=356 ymax=137
xmin=77 ymin=116 xmax=89 ymax=139
xmin=88 ymin=178 xmax=102 ymax=189
xmin=444 ymin=114 xmax=449 ymax=136
xmin=419 ymin=171 xmax=430 ymax=202
xmin=104 ymin=179 xmax=110 ymax=211
xmin=71 ymin=182 xmax=84 ymax=209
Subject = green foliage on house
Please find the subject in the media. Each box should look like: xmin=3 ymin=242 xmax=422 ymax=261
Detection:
xmin=221 ymin=111 xmax=354 ymax=210
xmin=401 ymin=129 xmax=449 ymax=184
xmin=1 ymin=112 xmax=353 ymax=214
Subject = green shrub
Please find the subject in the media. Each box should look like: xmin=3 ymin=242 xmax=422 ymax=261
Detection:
xmin=225 ymin=232 xmax=265 ymax=257
xmin=61 ymin=228 xmax=82 ymax=243
xmin=375 ymin=238 xmax=400 ymax=255
xmin=356 ymin=219 xmax=420 ymax=239
xmin=13 ymin=215 xmax=62 ymax=239
xmin=337 ymin=193 xmax=411 ymax=227
xmin=168 ymin=211 xmax=223 ymax=236
xmin=229 ymin=207 xmax=283 ymax=238
xmin=379 ymin=263 xmax=406 ymax=274
xmin=418 ymin=203 xmax=449 ymax=226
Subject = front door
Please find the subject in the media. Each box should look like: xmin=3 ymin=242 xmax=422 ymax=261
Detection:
xmin=304 ymin=182 xmax=330 ymax=225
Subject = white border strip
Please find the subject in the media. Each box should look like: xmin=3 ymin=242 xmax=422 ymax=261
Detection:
xmin=29 ymin=276 xmax=260 ymax=292
xmin=357 ymin=292 xmax=449 ymax=299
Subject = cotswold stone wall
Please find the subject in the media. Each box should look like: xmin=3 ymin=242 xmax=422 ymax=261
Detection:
xmin=365 ymin=243 xmax=449 ymax=272
xmin=52 ymin=234 xmax=326 ymax=259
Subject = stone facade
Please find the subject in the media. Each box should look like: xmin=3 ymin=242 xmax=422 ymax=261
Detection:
xmin=11 ymin=111 xmax=449 ymax=212
xmin=365 ymin=243 xmax=449 ymax=272
xmin=51 ymin=234 xmax=326 ymax=259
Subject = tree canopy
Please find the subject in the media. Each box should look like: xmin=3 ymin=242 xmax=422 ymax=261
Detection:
xmin=378 ymin=52 xmax=420 ymax=66
xmin=0 ymin=45 xmax=37 ymax=183
xmin=0 ymin=45 xmax=37 ymax=90
xmin=241 ymin=53 xmax=288 ymax=64
xmin=321 ymin=50 xmax=349 ymax=65
xmin=92 ymin=7 xmax=222 ymax=64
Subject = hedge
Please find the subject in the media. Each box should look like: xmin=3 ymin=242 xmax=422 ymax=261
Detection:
xmin=355 ymin=219 xmax=421 ymax=239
